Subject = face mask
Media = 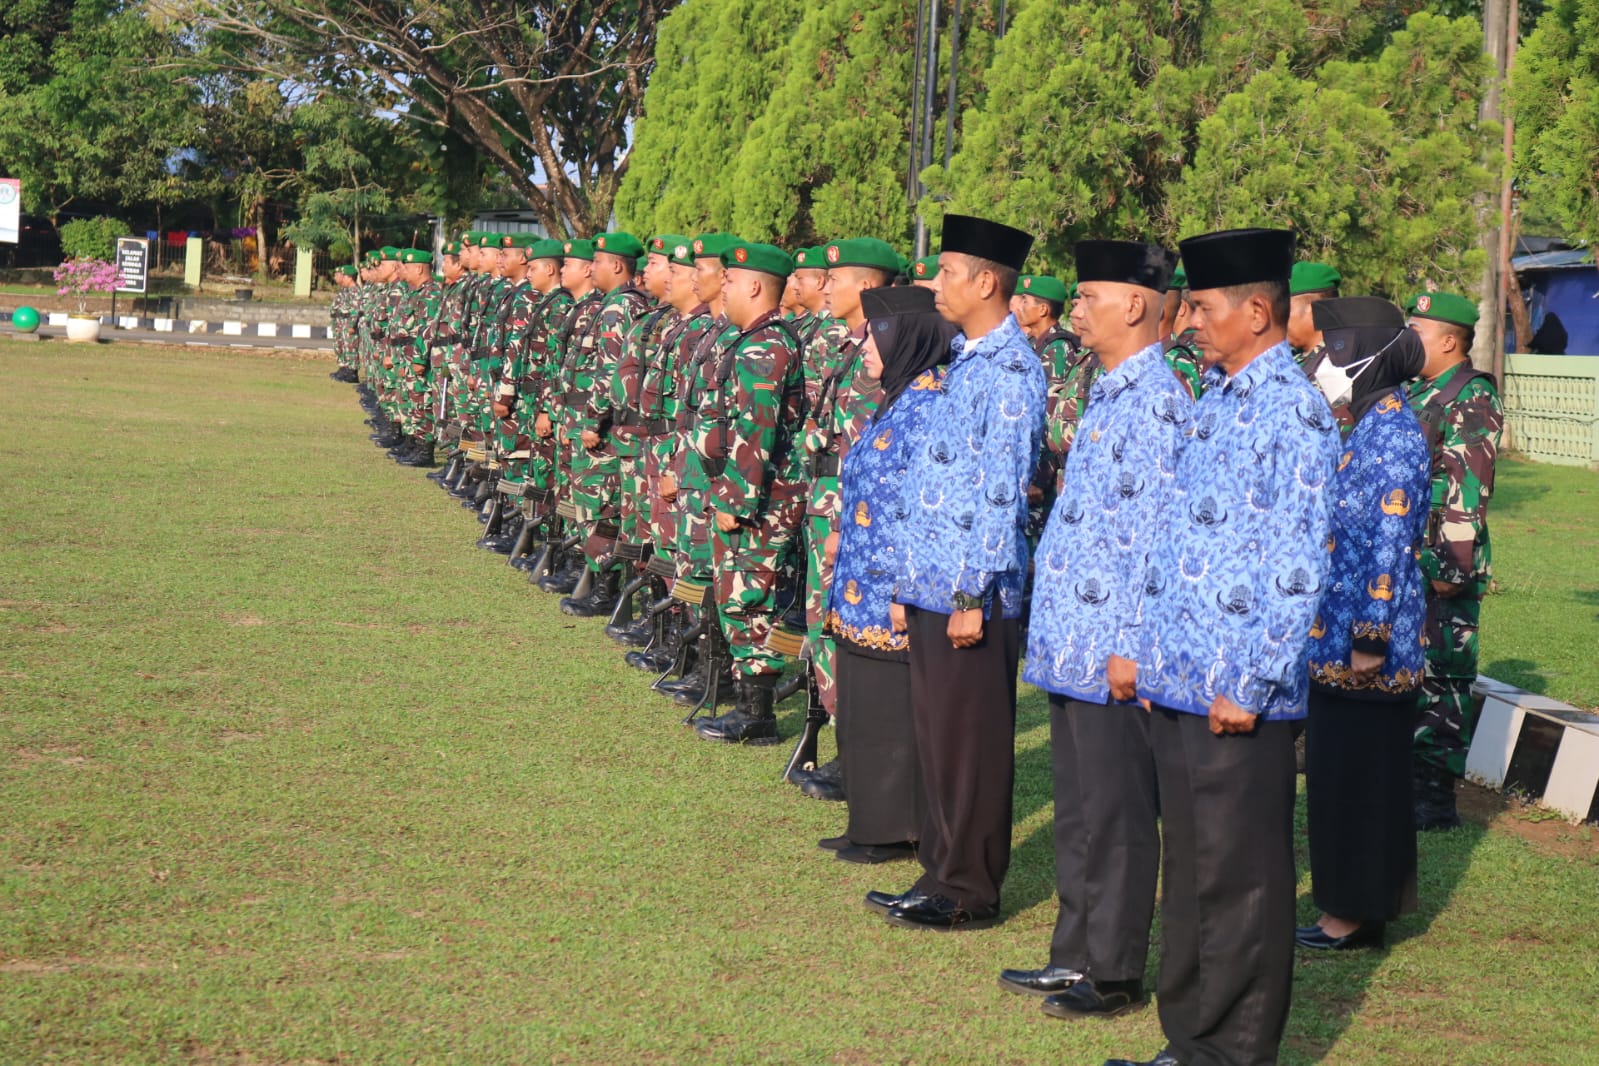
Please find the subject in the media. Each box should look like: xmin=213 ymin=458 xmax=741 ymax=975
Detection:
xmin=1311 ymin=331 xmax=1401 ymax=407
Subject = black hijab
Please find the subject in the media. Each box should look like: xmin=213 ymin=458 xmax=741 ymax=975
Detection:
xmin=862 ymin=285 xmax=956 ymax=415
xmin=1312 ymin=296 xmax=1426 ymax=426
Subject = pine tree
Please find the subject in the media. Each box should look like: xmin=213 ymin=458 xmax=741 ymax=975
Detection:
xmin=1512 ymin=0 xmax=1599 ymax=248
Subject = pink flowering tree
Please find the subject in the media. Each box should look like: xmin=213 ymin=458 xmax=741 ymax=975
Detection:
xmin=53 ymin=259 xmax=118 ymax=315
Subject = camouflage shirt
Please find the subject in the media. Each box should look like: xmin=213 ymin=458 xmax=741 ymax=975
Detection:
xmin=1406 ymin=361 xmax=1503 ymax=592
xmin=702 ymin=309 xmax=805 ymax=519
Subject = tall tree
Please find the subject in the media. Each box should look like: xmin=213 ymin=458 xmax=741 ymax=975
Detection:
xmin=183 ymin=0 xmax=674 ymax=237
xmin=1512 ymin=0 xmax=1599 ymax=248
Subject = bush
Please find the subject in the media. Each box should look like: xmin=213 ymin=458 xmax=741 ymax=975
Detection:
xmin=58 ymin=216 xmax=129 ymax=261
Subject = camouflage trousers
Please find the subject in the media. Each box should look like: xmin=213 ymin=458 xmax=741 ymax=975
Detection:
xmin=803 ymin=509 xmax=839 ymax=716
xmin=713 ymin=495 xmax=804 ymax=677
xmin=402 ymin=375 xmax=436 ymax=440
xmin=676 ymin=486 xmax=713 ymax=580
xmin=571 ymin=442 xmax=622 ymax=571
xmin=613 ymin=446 xmax=647 ymax=548
xmin=1414 ymin=590 xmax=1482 ymax=777
xmin=642 ymin=442 xmax=678 ymax=554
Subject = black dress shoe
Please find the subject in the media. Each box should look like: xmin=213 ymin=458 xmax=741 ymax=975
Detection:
xmin=836 ymin=842 xmax=915 ymax=865
xmin=1295 ymin=921 xmax=1385 ymax=951
xmin=997 ymin=964 xmax=1085 ymax=997
xmin=818 ymin=834 xmax=850 ymax=852
xmin=884 ymin=893 xmax=999 ymax=932
xmin=1103 ymin=1049 xmax=1181 ymax=1066
xmin=1042 ymin=978 xmax=1145 ymax=1019
xmin=864 ymin=887 xmax=928 ymax=915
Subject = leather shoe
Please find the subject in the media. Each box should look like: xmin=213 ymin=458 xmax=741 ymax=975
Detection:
xmin=792 ymin=758 xmax=845 ymax=802
xmin=996 ymin=964 xmax=1084 ymax=997
xmin=1295 ymin=921 xmax=1385 ymax=951
xmin=1041 ymin=978 xmax=1145 ymax=1019
xmin=864 ymin=887 xmax=928 ymax=915
xmin=884 ymin=893 xmax=999 ymax=932
xmin=625 ymin=648 xmax=674 ymax=674
xmin=1103 ymin=1050 xmax=1181 ymax=1066
xmin=836 ymin=842 xmax=915 ymax=865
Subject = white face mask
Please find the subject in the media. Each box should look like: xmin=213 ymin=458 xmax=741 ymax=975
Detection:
xmin=1311 ymin=330 xmax=1402 ymax=407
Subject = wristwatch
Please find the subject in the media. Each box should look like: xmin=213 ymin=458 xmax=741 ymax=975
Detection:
xmin=951 ymin=591 xmax=983 ymax=612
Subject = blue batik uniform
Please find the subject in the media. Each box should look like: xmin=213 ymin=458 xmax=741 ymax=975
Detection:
xmin=827 ymin=369 xmax=946 ymax=658
xmin=1135 ymin=341 xmax=1340 ymax=721
xmin=1024 ymin=343 xmax=1192 ymax=703
xmin=893 ymin=315 xmax=1046 ymax=618
xmin=1308 ymin=389 xmax=1431 ymax=698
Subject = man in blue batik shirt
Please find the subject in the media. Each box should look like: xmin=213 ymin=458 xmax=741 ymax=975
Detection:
xmin=864 ymin=214 xmax=1045 ymax=933
xmin=997 ymin=240 xmax=1188 ymax=1021
xmin=1106 ymin=230 xmax=1339 ymax=1066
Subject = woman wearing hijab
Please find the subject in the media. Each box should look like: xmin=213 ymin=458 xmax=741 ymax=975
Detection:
xmin=1299 ymin=296 xmax=1432 ymax=951
xmin=821 ymin=285 xmax=955 ymax=864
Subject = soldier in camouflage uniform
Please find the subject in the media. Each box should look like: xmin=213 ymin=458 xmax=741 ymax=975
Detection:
xmin=501 ymin=240 xmax=572 ymax=564
xmin=788 ymin=246 xmax=832 ymax=348
xmin=329 ymin=266 xmax=361 ymax=382
xmin=1405 ymin=291 xmax=1504 ymax=830
xmin=366 ymin=248 xmax=409 ymax=451
xmin=1014 ymin=274 xmax=1081 ymax=515
xmin=783 ymin=238 xmax=897 ymax=786
xmin=424 ymin=242 xmax=467 ymax=485
xmin=689 ymin=241 xmax=806 ymax=745
xmin=387 ymin=249 xmax=442 ymax=466
xmin=476 ymin=234 xmax=543 ymax=549
xmin=1288 ymin=261 xmax=1340 ymax=373
xmin=534 ymin=238 xmax=605 ymax=594
xmin=1160 ymin=266 xmax=1205 ymax=400
xmin=558 ymin=231 xmax=651 ymax=616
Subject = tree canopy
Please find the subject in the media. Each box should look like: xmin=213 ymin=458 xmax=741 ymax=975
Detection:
xmin=1511 ymin=0 xmax=1599 ymax=248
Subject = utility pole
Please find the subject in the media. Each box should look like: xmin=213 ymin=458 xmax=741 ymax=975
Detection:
xmin=1476 ymin=0 xmax=1511 ymax=376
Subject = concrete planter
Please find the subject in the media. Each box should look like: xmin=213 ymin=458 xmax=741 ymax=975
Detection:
xmin=64 ymin=314 xmax=102 ymax=343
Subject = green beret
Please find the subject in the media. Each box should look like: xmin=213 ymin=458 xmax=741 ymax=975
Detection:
xmin=337 ymin=264 xmax=359 ymax=277
xmin=443 ymin=242 xmax=461 ymax=256
xmin=458 ymin=232 xmax=480 ymax=247
xmin=666 ymin=238 xmax=696 ymax=267
xmin=1406 ymin=291 xmax=1478 ymax=329
xmin=824 ymin=237 xmax=900 ymax=273
xmin=379 ymin=245 xmax=401 ymax=261
xmin=722 ymin=240 xmax=794 ymax=279
xmin=692 ymin=232 xmax=739 ymax=261
xmin=1018 ymin=274 xmax=1069 ymax=304
xmin=1289 ymin=261 xmax=1341 ymax=296
xmin=399 ymin=248 xmax=432 ymax=265
xmin=649 ymin=234 xmax=690 ymax=258
xmin=1170 ymin=266 xmax=1187 ymax=290
xmin=595 ymin=232 xmax=645 ymax=259
xmin=501 ymin=233 xmax=539 ymax=250
xmin=911 ymin=255 xmax=940 ymax=281
xmin=529 ymin=238 xmax=565 ymax=261
xmin=562 ymin=238 xmax=596 ymax=261
xmin=793 ymin=247 xmax=826 ymax=271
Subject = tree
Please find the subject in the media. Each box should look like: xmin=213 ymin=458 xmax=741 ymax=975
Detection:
xmin=1512 ymin=0 xmax=1599 ymax=248
xmin=183 ymin=0 xmax=675 ymax=238
xmin=0 ymin=0 xmax=196 ymax=224
xmin=615 ymin=0 xmax=810 ymax=235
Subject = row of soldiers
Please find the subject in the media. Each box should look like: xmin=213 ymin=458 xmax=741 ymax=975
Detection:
xmin=325 ymin=228 xmax=1501 ymax=833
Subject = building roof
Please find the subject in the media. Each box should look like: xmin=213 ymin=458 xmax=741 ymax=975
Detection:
xmin=1511 ymin=248 xmax=1594 ymax=273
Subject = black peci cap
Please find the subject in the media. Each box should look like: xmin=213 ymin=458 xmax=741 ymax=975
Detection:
xmin=1176 ymin=228 xmax=1295 ymax=291
xmin=940 ymin=214 xmax=1034 ymax=272
xmin=1074 ymin=240 xmax=1179 ymax=292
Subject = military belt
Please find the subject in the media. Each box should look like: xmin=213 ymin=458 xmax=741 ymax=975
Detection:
xmin=643 ymin=419 xmax=673 ymax=436
xmin=562 ymin=389 xmax=589 ymax=406
xmin=810 ymin=453 xmax=841 ymax=477
xmin=702 ymin=457 xmax=728 ymax=478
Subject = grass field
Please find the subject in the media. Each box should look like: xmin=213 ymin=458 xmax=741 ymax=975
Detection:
xmin=2 ymin=339 xmax=1597 ymax=1065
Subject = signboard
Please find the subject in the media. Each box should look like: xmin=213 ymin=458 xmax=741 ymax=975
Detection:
xmin=0 ymin=178 xmax=19 ymax=243
xmin=115 ymin=236 xmax=149 ymax=293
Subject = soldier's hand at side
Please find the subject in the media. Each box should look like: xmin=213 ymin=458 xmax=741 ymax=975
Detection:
xmin=535 ymin=413 xmax=552 ymax=439
xmin=1349 ymin=649 xmax=1385 ymax=681
xmin=659 ymin=473 xmax=677 ymax=501
xmin=1430 ymin=579 xmax=1464 ymax=598
xmin=947 ymin=608 xmax=984 ymax=649
xmin=1107 ymin=654 xmax=1138 ymax=702
xmin=581 ymin=429 xmax=600 ymax=449
xmin=889 ymin=603 xmax=907 ymax=634
xmin=715 ymin=511 xmax=740 ymax=533
xmin=823 ymin=531 xmax=839 ymax=566
xmin=1208 ymin=694 xmax=1257 ymax=736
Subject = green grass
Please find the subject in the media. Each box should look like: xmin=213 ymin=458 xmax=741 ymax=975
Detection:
xmin=2 ymin=338 xmax=1597 ymax=1064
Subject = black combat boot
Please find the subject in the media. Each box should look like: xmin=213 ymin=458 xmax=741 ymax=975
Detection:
xmin=399 ymin=440 xmax=436 ymax=468
xmin=427 ymin=452 xmax=456 ymax=483
xmin=607 ymin=615 xmax=654 ymax=647
xmin=479 ymin=514 xmax=523 ymax=554
xmin=560 ymin=567 xmax=621 ymax=617
xmin=388 ymin=435 xmax=420 ymax=461
xmin=791 ymin=757 xmax=845 ymax=802
xmin=1413 ymin=763 xmax=1462 ymax=831
xmin=694 ymin=675 xmax=780 ymax=745
xmin=535 ymin=552 xmax=584 ymax=594
xmin=506 ymin=518 xmax=538 ymax=568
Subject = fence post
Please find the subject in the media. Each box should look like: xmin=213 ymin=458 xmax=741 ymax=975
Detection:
xmin=294 ymin=248 xmax=314 ymax=297
xmin=184 ymin=236 xmax=203 ymax=289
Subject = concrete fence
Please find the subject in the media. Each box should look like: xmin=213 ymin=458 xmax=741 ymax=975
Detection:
xmin=1503 ymin=353 xmax=1599 ymax=466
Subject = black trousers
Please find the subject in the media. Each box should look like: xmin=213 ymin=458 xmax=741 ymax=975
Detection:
xmin=1306 ymin=691 xmax=1418 ymax=922
xmin=1150 ymin=707 xmax=1296 ymax=1066
xmin=837 ymin=647 xmax=925 ymax=847
xmin=905 ymin=606 xmax=1020 ymax=914
xmin=1049 ymin=695 xmax=1160 ymax=981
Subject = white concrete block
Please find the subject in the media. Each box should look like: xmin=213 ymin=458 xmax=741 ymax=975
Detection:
xmin=221 ymin=321 xmax=244 ymax=335
xmin=291 ymin=323 xmax=312 ymax=339
xmin=47 ymin=312 xmax=67 ymax=326
xmin=188 ymin=320 xmax=209 ymax=333
xmin=118 ymin=315 xmax=139 ymax=329
xmin=153 ymin=318 xmax=174 ymax=332
xmin=256 ymin=322 xmax=278 ymax=337
xmin=1465 ymin=695 xmax=1524 ymax=790
xmin=1543 ymin=727 xmax=1599 ymax=822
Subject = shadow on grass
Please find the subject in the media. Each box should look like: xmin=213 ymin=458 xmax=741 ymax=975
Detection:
xmin=1286 ymin=793 xmax=1488 ymax=1064
xmin=1482 ymin=658 xmax=1550 ymax=695
xmin=1489 ymin=460 xmax=1552 ymax=515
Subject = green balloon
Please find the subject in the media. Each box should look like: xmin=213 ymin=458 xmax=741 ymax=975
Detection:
xmin=11 ymin=306 xmax=40 ymax=333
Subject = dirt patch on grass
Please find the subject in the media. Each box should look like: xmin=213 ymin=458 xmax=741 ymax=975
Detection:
xmin=1459 ymin=781 xmax=1599 ymax=861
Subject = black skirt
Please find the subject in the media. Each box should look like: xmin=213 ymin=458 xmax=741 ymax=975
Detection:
xmin=1305 ymin=690 xmax=1419 ymax=922
xmin=836 ymin=644 xmax=925 ymax=847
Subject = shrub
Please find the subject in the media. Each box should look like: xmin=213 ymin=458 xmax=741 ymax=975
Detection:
xmin=58 ymin=216 xmax=129 ymax=261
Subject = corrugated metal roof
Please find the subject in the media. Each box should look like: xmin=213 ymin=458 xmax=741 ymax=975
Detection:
xmin=1512 ymin=249 xmax=1594 ymax=272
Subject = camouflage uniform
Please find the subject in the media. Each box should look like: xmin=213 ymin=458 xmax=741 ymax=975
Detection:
xmin=1031 ymin=323 xmax=1084 ymax=513
xmin=697 ymin=309 xmax=806 ymax=678
xmin=429 ymin=274 xmax=473 ymax=451
xmin=1165 ymin=330 xmax=1205 ymax=400
xmin=511 ymin=286 xmax=575 ymax=514
xmin=391 ymin=279 xmax=442 ymax=441
xmin=1042 ymin=346 xmax=1104 ymax=490
xmin=642 ymin=304 xmax=716 ymax=556
xmin=669 ymin=316 xmax=743 ymax=580
xmin=546 ymin=289 xmax=606 ymax=509
xmin=799 ymin=325 xmax=881 ymax=714
xmin=1407 ymin=362 xmax=1504 ymax=776
xmin=330 ymin=284 xmax=357 ymax=370
xmin=488 ymin=280 xmax=540 ymax=498
xmin=608 ymin=301 xmax=678 ymax=549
